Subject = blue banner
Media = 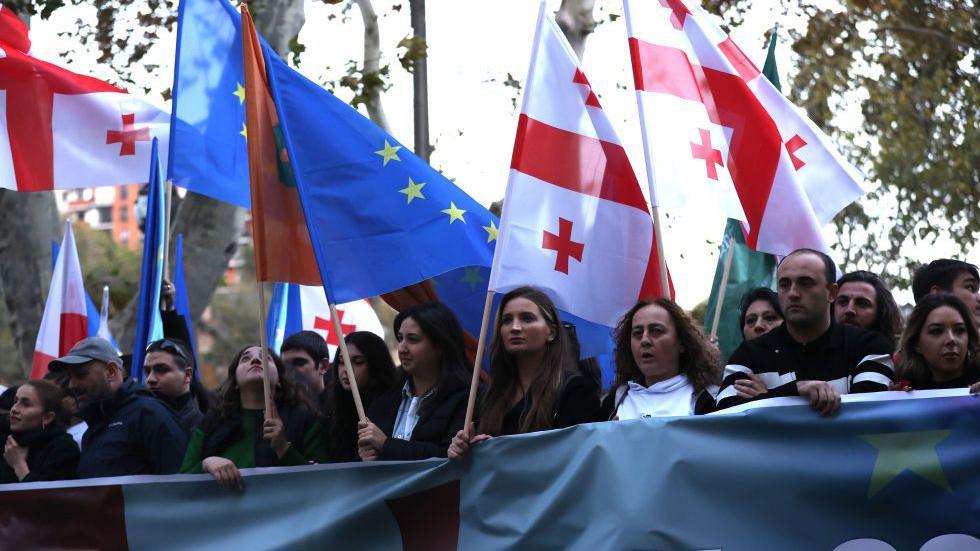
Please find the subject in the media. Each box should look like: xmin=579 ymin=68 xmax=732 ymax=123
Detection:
xmin=2 ymin=392 xmax=976 ymax=549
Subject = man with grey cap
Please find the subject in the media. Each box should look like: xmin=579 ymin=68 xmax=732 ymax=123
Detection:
xmin=49 ymin=337 xmax=187 ymax=478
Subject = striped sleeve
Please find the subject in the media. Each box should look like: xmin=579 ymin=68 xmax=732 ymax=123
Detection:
xmin=717 ymin=344 xmax=802 ymax=411
xmin=849 ymin=331 xmax=896 ymax=393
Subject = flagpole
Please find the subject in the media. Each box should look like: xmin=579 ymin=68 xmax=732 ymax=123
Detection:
xmin=329 ymin=301 xmax=366 ymax=421
xmin=709 ymin=235 xmax=736 ymax=341
xmin=464 ymin=291 xmax=494 ymax=429
xmin=163 ymin=180 xmax=173 ymax=280
xmin=257 ymin=281 xmax=276 ymax=419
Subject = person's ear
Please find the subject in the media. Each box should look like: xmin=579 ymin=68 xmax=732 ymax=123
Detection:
xmin=183 ymin=367 xmax=193 ymax=386
xmin=929 ymin=285 xmax=943 ymax=295
xmin=318 ymin=358 xmax=330 ymax=376
xmin=106 ymin=362 xmax=121 ymax=383
xmin=828 ymin=283 xmax=839 ymax=303
xmin=41 ymin=410 xmax=56 ymax=428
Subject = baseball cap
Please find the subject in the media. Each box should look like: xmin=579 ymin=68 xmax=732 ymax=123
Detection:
xmin=48 ymin=337 xmax=122 ymax=373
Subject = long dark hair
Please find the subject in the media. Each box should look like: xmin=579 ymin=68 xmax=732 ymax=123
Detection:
xmin=478 ymin=287 xmax=573 ymax=436
xmin=200 ymin=346 xmax=313 ymax=457
xmin=899 ymin=293 xmax=980 ymax=384
xmin=327 ymin=332 xmax=397 ymax=461
xmin=610 ymin=298 xmax=720 ymax=411
xmin=393 ymin=302 xmax=471 ymax=413
xmin=835 ymin=270 xmax=903 ymax=349
xmin=20 ymin=380 xmax=68 ymax=429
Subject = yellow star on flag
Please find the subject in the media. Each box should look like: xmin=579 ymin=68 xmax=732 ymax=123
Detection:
xmin=442 ymin=202 xmax=466 ymax=224
xmin=375 ymin=140 xmax=401 ymax=166
xmin=399 ymin=178 xmax=426 ymax=204
xmin=482 ymin=220 xmax=498 ymax=243
xmin=860 ymin=430 xmax=952 ymax=497
xmin=233 ymin=82 xmax=246 ymax=105
xmin=240 ymin=122 xmax=247 ymax=140
xmin=460 ymin=267 xmax=485 ymax=290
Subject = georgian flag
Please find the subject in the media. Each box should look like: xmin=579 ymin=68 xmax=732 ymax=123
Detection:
xmin=0 ymin=5 xmax=169 ymax=191
xmin=624 ymin=0 xmax=868 ymax=255
xmin=268 ymin=283 xmax=385 ymax=362
xmin=32 ymin=220 xmax=88 ymax=379
xmin=488 ymin=6 xmax=668 ymax=328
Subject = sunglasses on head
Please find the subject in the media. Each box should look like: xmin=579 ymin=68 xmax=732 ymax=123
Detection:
xmin=147 ymin=338 xmax=193 ymax=367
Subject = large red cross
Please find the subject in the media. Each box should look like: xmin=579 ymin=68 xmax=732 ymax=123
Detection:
xmin=542 ymin=217 xmax=584 ymax=274
xmin=690 ymin=128 xmax=724 ymax=180
xmin=0 ymin=43 xmax=121 ymax=190
xmin=313 ymin=310 xmax=356 ymax=346
xmin=658 ymin=0 xmax=691 ymax=30
xmin=106 ymin=113 xmax=151 ymax=156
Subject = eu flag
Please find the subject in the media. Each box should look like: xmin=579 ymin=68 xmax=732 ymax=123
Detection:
xmin=130 ymin=139 xmax=166 ymax=381
xmin=168 ymin=0 xmax=250 ymax=207
xmin=264 ymin=44 xmax=497 ymax=304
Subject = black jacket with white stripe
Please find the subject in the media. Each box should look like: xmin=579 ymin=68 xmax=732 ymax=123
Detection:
xmin=716 ymin=321 xmax=894 ymax=411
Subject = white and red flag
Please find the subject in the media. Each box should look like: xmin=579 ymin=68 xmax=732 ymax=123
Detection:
xmin=32 ymin=220 xmax=88 ymax=379
xmin=0 ymin=5 xmax=169 ymax=191
xmin=489 ymin=5 xmax=669 ymax=329
xmin=624 ymin=0 xmax=868 ymax=255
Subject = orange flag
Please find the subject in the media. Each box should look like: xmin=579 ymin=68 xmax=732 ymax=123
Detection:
xmin=241 ymin=5 xmax=320 ymax=284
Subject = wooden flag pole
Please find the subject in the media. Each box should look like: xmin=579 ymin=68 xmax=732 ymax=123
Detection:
xmin=329 ymin=302 xmax=366 ymax=421
xmin=709 ymin=235 xmax=737 ymax=341
xmin=257 ymin=281 xmax=275 ymax=419
xmin=464 ymin=291 xmax=495 ymax=429
xmin=651 ymin=206 xmax=670 ymax=298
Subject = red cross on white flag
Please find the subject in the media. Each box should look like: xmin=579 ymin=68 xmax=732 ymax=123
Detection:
xmin=625 ymin=0 xmax=868 ymax=256
xmin=488 ymin=5 xmax=669 ymax=328
xmin=0 ymin=6 xmax=170 ymax=192
xmin=294 ymin=285 xmax=384 ymax=361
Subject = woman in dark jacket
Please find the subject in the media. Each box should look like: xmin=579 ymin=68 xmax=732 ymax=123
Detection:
xmin=897 ymin=293 xmax=980 ymax=392
xmin=357 ymin=302 xmax=472 ymax=461
xmin=449 ymin=287 xmax=601 ymax=460
xmin=180 ymin=346 xmax=327 ymax=489
xmin=2 ymin=380 xmax=79 ymax=483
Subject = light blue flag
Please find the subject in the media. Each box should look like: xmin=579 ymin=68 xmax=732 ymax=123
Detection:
xmin=173 ymin=233 xmax=198 ymax=363
xmin=130 ymin=138 xmax=166 ymax=381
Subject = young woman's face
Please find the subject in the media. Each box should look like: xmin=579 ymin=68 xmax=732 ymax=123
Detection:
xmin=917 ymin=306 xmax=969 ymax=381
xmin=630 ymin=304 xmax=684 ymax=385
xmin=396 ymin=317 xmax=441 ymax=377
xmin=9 ymin=385 xmax=52 ymax=433
xmin=499 ymin=297 xmax=554 ymax=357
xmin=743 ymin=299 xmax=783 ymax=340
xmin=234 ymin=346 xmax=279 ymax=389
xmin=337 ymin=343 xmax=369 ymax=392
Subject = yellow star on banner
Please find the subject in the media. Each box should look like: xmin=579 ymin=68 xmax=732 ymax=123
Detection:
xmin=233 ymin=82 xmax=246 ymax=104
xmin=441 ymin=202 xmax=466 ymax=224
xmin=460 ymin=267 xmax=485 ymax=290
xmin=399 ymin=178 xmax=426 ymax=204
xmin=240 ymin=122 xmax=247 ymax=140
xmin=482 ymin=220 xmax=498 ymax=243
xmin=860 ymin=430 xmax=952 ymax=497
xmin=375 ymin=140 xmax=401 ymax=166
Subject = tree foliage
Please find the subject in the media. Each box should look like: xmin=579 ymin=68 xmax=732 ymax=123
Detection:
xmin=705 ymin=0 xmax=979 ymax=288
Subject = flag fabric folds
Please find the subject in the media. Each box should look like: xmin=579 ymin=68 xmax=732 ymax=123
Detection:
xmin=489 ymin=6 xmax=667 ymax=329
xmin=266 ymin=282 xmax=384 ymax=361
xmin=129 ymin=139 xmax=166 ymax=382
xmin=623 ymin=0 xmax=867 ymax=256
xmin=32 ymin=221 xmax=89 ymax=379
xmin=168 ymin=0 xmax=250 ymax=207
xmin=51 ymin=239 xmax=100 ymax=340
xmin=241 ymin=6 xmax=320 ymax=285
xmin=173 ymin=234 xmax=198 ymax=361
xmin=263 ymin=42 xmax=496 ymax=304
xmin=0 ymin=4 xmax=170 ymax=192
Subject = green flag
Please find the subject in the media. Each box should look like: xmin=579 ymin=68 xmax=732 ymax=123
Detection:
xmin=702 ymin=28 xmax=781 ymax=360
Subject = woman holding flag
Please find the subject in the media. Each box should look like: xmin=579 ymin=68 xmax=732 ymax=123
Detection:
xmin=600 ymin=299 xmax=721 ymax=420
xmin=448 ymin=287 xmax=601 ymax=460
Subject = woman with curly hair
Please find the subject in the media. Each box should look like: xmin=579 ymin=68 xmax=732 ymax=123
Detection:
xmin=601 ymin=298 xmax=721 ymax=419
xmin=448 ymin=287 xmax=601 ymax=460
xmin=896 ymin=293 xmax=980 ymax=392
xmin=179 ymin=346 xmax=327 ymax=490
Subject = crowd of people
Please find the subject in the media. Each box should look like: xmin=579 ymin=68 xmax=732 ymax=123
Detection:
xmin=1 ymin=250 xmax=977 ymax=488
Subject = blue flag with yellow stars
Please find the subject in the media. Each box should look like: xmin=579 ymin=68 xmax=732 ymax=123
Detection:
xmin=168 ymin=0 xmax=251 ymax=207
xmin=264 ymin=44 xmax=497 ymax=304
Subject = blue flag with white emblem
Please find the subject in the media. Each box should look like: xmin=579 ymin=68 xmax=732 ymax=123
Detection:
xmin=168 ymin=0 xmax=250 ymax=207
xmin=130 ymin=139 xmax=166 ymax=381
xmin=264 ymin=44 xmax=496 ymax=304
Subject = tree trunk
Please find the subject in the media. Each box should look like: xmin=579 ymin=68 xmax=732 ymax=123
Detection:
xmin=556 ymin=0 xmax=597 ymax=59
xmin=354 ymin=0 xmax=390 ymax=131
xmin=0 ymin=191 xmax=60 ymax=381
xmin=113 ymin=0 xmax=307 ymax=352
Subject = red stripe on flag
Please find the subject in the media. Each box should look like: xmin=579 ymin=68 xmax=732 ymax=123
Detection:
xmin=628 ymin=37 xmax=781 ymax=250
xmin=638 ymin=221 xmax=674 ymax=300
xmin=717 ymin=38 xmax=760 ymax=82
xmin=511 ymin=115 xmax=648 ymax=213
xmin=59 ymin=312 xmax=88 ymax=356
xmin=30 ymin=350 xmax=56 ymax=380
xmin=0 ymin=485 xmax=129 ymax=549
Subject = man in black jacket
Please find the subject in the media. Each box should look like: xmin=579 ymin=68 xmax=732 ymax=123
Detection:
xmin=143 ymin=338 xmax=203 ymax=434
xmin=49 ymin=337 xmax=187 ymax=478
